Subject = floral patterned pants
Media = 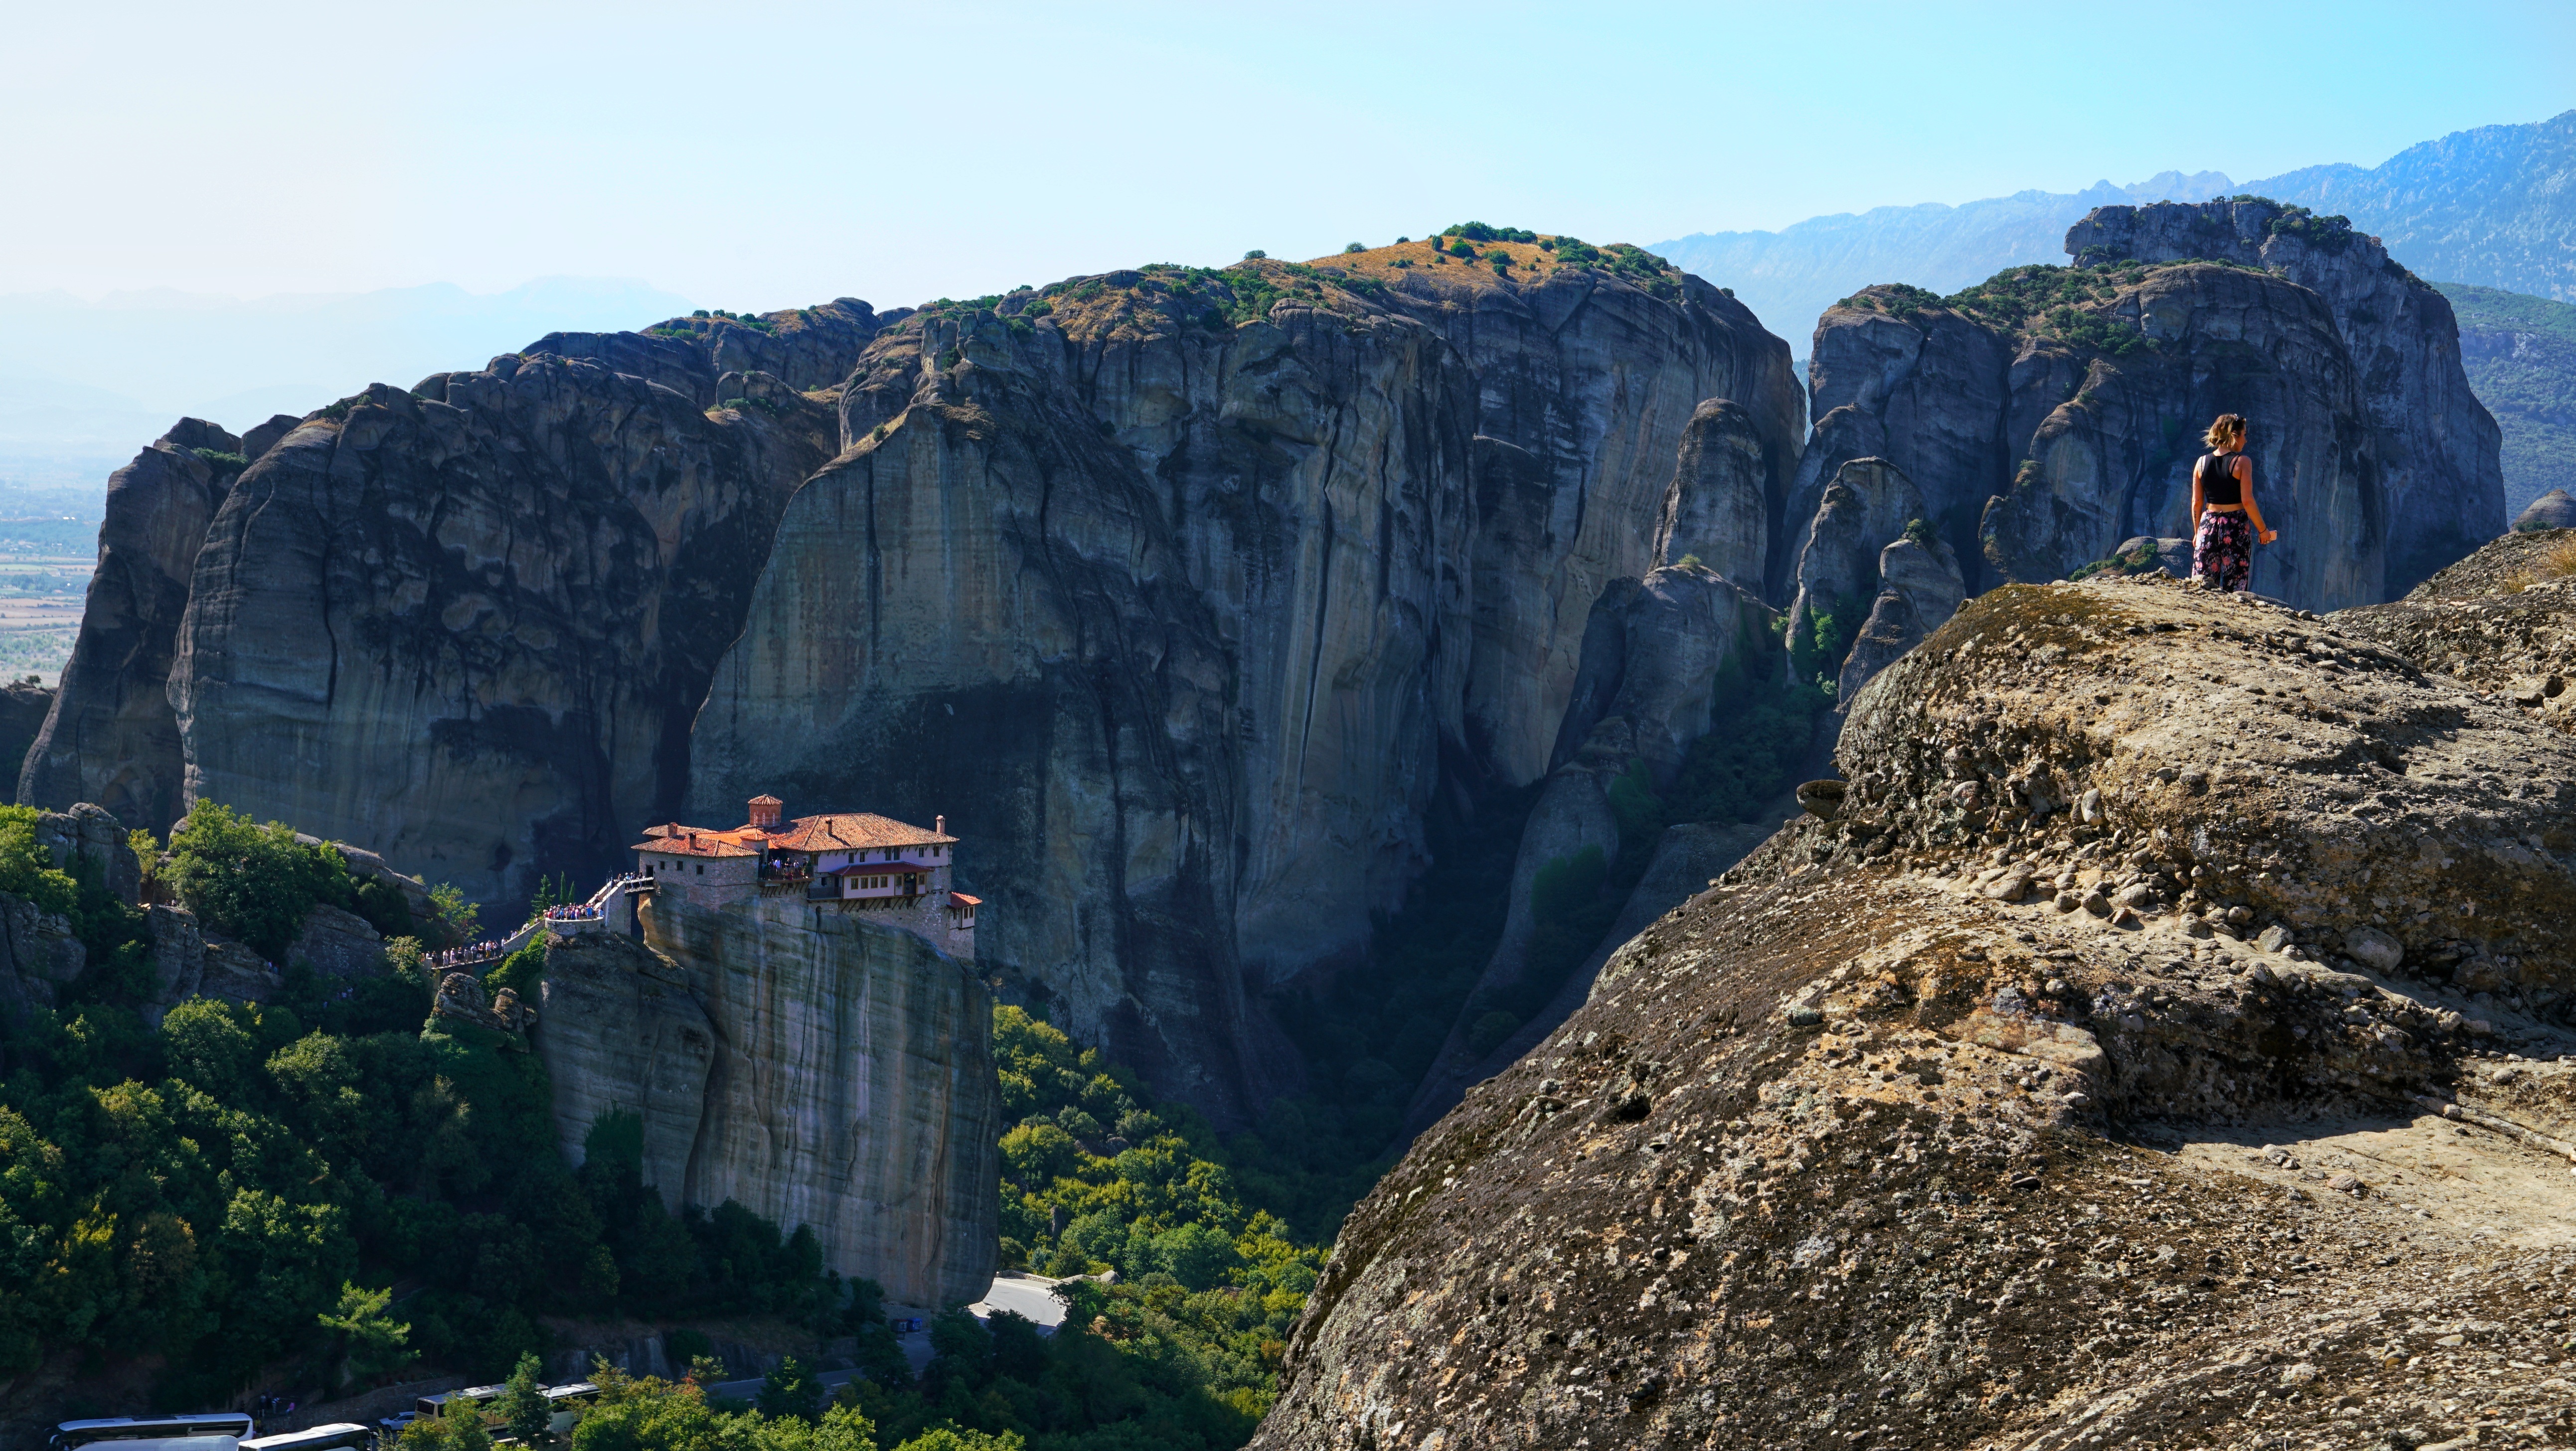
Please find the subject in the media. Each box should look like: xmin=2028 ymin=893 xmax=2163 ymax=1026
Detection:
xmin=2194 ymin=508 xmax=2251 ymax=592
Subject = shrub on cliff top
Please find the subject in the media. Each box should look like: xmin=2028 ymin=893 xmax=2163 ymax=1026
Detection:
xmin=0 ymin=804 xmax=77 ymax=916
xmin=163 ymin=802 xmax=355 ymax=960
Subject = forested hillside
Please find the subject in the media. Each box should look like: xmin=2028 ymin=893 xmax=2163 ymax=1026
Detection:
xmin=2437 ymin=281 xmax=2576 ymax=517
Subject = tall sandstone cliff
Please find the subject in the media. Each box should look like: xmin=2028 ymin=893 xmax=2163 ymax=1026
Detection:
xmin=682 ymin=245 xmax=1802 ymax=1118
xmin=1791 ymin=199 xmax=2502 ymax=612
xmin=24 ymin=304 xmax=880 ymax=901
xmin=32 ymin=245 xmax=1801 ymax=1120
xmin=1258 ymin=539 xmax=2576 ymax=1450
xmin=535 ymin=894 xmax=1001 ymax=1308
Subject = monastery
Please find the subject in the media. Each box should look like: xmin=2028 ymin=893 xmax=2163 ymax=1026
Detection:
xmin=634 ymin=795 xmax=979 ymax=958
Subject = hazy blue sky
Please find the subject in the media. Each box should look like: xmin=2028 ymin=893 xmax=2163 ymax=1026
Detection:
xmin=8 ymin=0 xmax=2573 ymax=313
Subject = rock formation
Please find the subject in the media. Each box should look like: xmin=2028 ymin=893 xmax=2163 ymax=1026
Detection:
xmin=1654 ymin=400 xmax=1771 ymax=585
xmin=1257 ymin=542 xmax=2576 ymax=1449
xmin=35 ymin=243 xmax=1803 ymax=1120
xmin=1400 ymin=565 xmax=1773 ymax=1134
xmin=1835 ymin=533 xmax=1966 ymax=702
xmin=1795 ymin=200 xmax=2504 ymax=612
xmin=1787 ymin=457 xmax=1931 ymax=650
xmin=685 ymin=249 xmax=1801 ymax=1118
xmin=2067 ymin=198 xmax=2505 ymax=593
xmin=0 ymin=683 xmax=54 ymax=803
xmin=19 ymin=420 xmax=252 ymax=828
xmin=533 ymin=891 xmax=1002 ymax=1308
xmin=2517 ymin=488 xmax=2576 ymax=531
xmin=0 ymin=800 xmax=433 ymax=1029
xmin=25 ymin=311 xmax=873 ymax=913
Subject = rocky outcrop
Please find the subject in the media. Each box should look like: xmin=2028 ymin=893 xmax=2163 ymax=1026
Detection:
xmin=2338 ymin=525 xmax=2576 ymax=736
xmin=30 ymin=309 xmax=875 ymax=906
xmin=1548 ymin=566 xmax=1768 ymax=782
xmin=1788 ymin=457 xmax=1930 ymax=648
xmin=2517 ymin=488 xmax=2576 ymax=531
xmin=1797 ymin=201 xmax=2503 ymax=612
xmin=19 ymin=420 xmax=251 ymax=828
xmin=32 ymin=802 xmax=142 ymax=901
xmin=2066 ymin=198 xmax=2505 ymax=592
xmin=166 ymin=348 xmax=845 ymax=909
xmin=0 ymin=894 xmax=87 ymax=1026
xmin=1258 ymin=550 xmax=2576 ymax=1449
xmin=1653 ymin=399 xmax=1771 ymax=585
xmin=534 ymin=892 xmax=1001 ymax=1308
xmin=0 ymin=684 xmax=53 ymax=802
xmin=1403 ymin=566 xmax=1773 ymax=1134
xmin=1835 ymin=534 xmax=1966 ymax=701
xmin=434 ymin=969 xmax=535 ymax=1033
xmin=1785 ymin=301 xmax=2012 ymax=599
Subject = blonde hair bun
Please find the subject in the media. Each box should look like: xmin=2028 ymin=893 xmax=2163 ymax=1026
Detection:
xmin=2203 ymin=414 xmax=2247 ymax=450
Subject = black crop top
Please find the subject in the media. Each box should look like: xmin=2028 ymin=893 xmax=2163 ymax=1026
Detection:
xmin=2197 ymin=451 xmax=2245 ymax=507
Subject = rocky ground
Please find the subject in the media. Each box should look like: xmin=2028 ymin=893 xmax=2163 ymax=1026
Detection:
xmin=1255 ymin=542 xmax=2576 ymax=1451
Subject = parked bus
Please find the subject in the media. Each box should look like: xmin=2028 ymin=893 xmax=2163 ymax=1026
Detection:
xmin=540 ymin=1385 xmax=599 ymax=1439
xmin=412 ymin=1389 xmax=501 ymax=1421
xmin=241 ymin=1426 xmax=372 ymax=1451
xmin=51 ymin=1418 xmax=256 ymax=1451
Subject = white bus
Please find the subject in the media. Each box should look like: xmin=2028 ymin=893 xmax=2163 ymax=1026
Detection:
xmin=411 ymin=1389 xmax=501 ymax=1421
xmin=51 ymin=1418 xmax=256 ymax=1451
xmin=241 ymin=1426 xmax=373 ymax=1451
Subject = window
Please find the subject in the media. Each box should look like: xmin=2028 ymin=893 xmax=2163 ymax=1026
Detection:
xmin=696 ymin=863 xmax=704 ymax=875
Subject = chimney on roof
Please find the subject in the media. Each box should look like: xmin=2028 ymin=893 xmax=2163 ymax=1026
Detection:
xmin=748 ymin=794 xmax=783 ymax=829
xmin=936 ymin=814 xmax=945 ymax=835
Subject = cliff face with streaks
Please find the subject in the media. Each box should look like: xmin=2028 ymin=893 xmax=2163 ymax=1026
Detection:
xmin=1793 ymin=199 xmax=2502 ymax=611
xmin=25 ymin=304 xmax=876 ymax=902
xmin=686 ymin=246 xmax=1803 ymax=1118
xmin=34 ymin=246 xmax=1803 ymax=1120
xmin=534 ymin=892 xmax=1000 ymax=1308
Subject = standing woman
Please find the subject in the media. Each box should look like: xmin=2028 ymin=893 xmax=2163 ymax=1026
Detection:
xmin=2191 ymin=414 xmax=2276 ymax=592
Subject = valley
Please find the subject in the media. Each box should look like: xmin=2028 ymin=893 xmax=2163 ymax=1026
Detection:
xmin=0 ymin=185 xmax=2561 ymax=1451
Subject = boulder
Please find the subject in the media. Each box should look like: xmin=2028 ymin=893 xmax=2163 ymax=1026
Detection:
xmin=2112 ymin=534 xmax=2193 ymax=580
xmin=34 ymin=802 xmax=142 ymax=901
xmin=289 ymin=903 xmax=385 ymax=978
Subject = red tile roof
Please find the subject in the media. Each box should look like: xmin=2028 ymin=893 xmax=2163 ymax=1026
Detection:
xmin=631 ymin=823 xmax=763 ymax=858
xmin=762 ymin=812 xmax=958 ymax=853
xmin=948 ymin=893 xmax=981 ymax=908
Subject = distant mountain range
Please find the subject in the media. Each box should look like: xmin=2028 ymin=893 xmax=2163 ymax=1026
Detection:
xmin=1654 ymin=109 xmax=2576 ymax=349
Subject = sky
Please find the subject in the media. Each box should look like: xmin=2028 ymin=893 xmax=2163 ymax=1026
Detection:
xmin=6 ymin=0 xmax=2574 ymax=316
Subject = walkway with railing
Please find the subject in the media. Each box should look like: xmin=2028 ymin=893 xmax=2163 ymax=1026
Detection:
xmin=425 ymin=875 xmax=655 ymax=972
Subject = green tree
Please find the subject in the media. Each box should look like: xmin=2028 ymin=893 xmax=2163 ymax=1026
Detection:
xmin=494 ymin=1351 xmax=555 ymax=1447
xmin=163 ymin=802 xmax=354 ymax=960
xmin=0 ymin=804 xmax=77 ymax=914
xmin=757 ymin=1356 xmax=822 ymax=1421
xmin=317 ymin=1280 xmax=412 ymax=1388
xmin=429 ymin=882 xmax=481 ymax=948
